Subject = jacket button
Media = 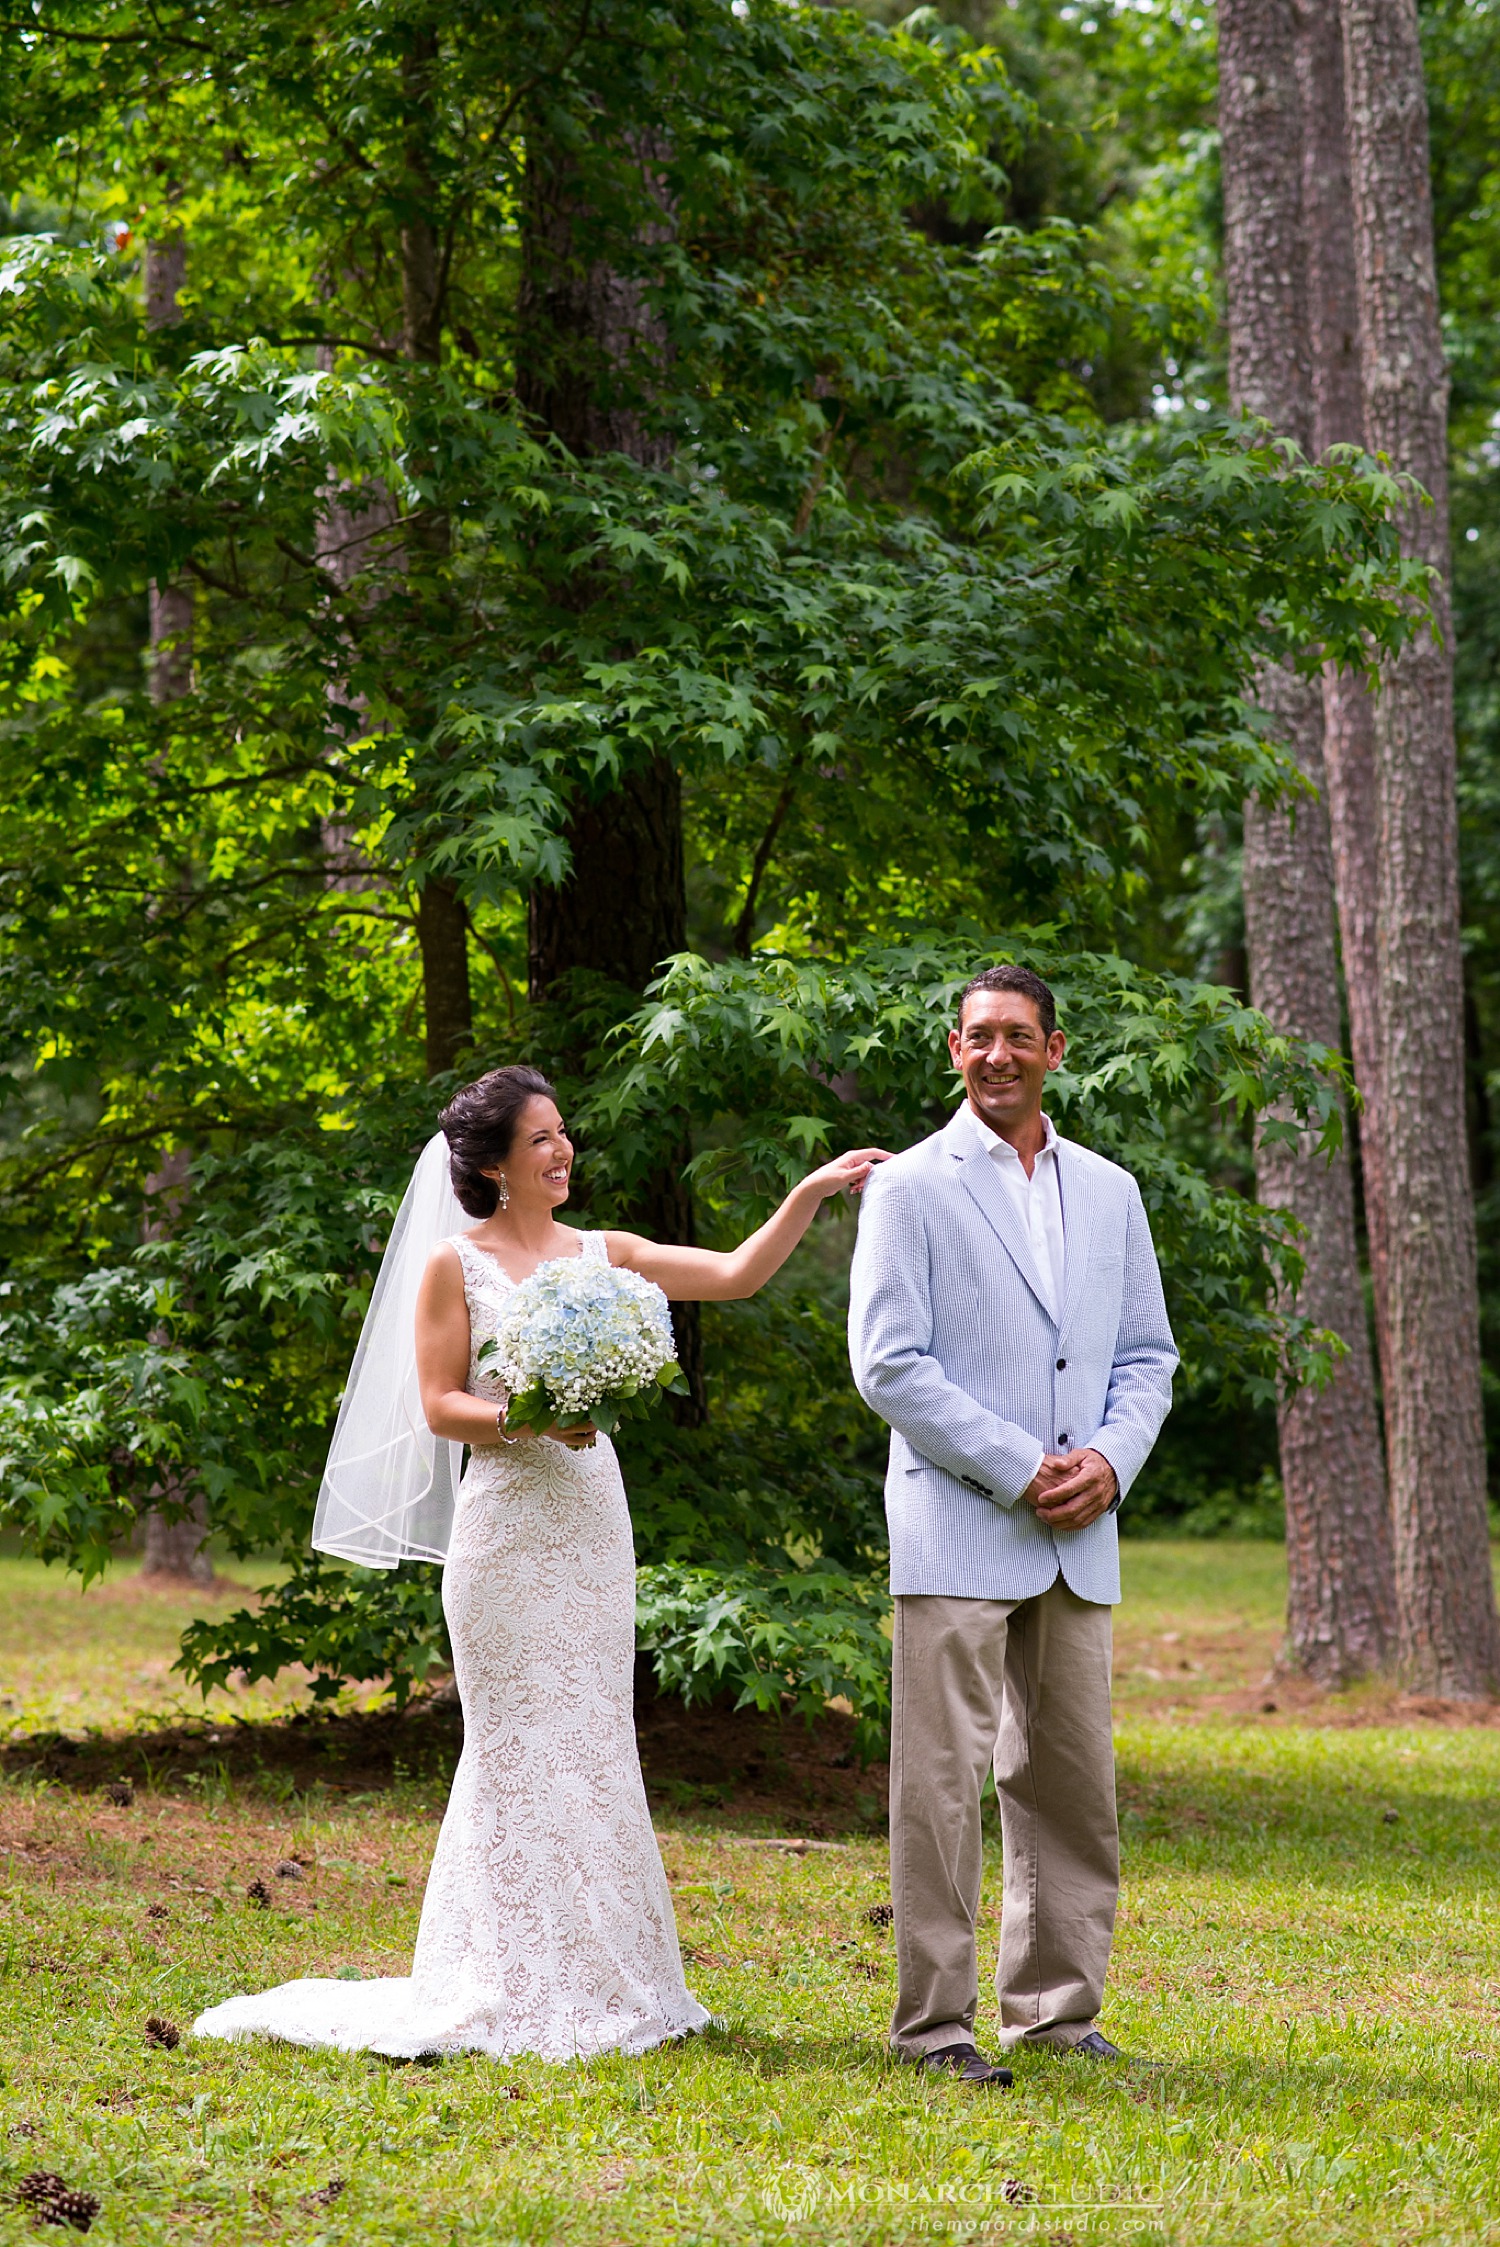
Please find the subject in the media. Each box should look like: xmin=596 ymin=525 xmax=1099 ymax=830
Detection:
xmin=1058 ymin=1435 xmax=1070 ymax=1449
xmin=1056 ymin=1357 xmax=1066 ymax=1371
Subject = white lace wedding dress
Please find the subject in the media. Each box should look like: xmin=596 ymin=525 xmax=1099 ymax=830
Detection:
xmin=193 ymin=1229 xmax=708 ymax=2064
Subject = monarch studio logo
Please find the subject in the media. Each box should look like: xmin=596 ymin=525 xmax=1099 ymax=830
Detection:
xmin=755 ymin=2175 xmax=1030 ymax=2225
xmin=752 ymin=2173 xmax=1174 ymax=2227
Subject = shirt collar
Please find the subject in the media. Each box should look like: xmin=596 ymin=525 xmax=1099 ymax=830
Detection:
xmin=965 ymin=1104 xmax=1059 ymax=1166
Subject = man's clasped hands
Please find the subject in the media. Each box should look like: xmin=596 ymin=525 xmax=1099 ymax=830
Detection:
xmin=1020 ymin=1448 xmax=1119 ymax=1533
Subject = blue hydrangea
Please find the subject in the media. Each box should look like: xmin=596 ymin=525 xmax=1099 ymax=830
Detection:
xmin=490 ymin=1258 xmax=680 ymax=1424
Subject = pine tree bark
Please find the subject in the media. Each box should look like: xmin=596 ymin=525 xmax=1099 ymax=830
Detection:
xmin=1296 ymin=0 xmax=1392 ymax=1375
xmin=1340 ymin=0 xmax=1500 ymax=1694
xmin=515 ymin=127 xmax=674 ymax=471
xmin=1219 ymin=0 xmax=1394 ymax=1682
xmin=517 ymin=123 xmax=682 ymax=1009
xmin=519 ymin=125 xmax=705 ymax=1416
xmin=416 ymin=879 xmax=476 ymax=1078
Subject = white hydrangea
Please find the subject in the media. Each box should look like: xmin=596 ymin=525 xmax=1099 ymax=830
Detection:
xmin=489 ymin=1257 xmax=681 ymax=1429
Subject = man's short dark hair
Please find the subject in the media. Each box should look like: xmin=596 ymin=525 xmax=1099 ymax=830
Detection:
xmin=957 ymin=964 xmax=1057 ymax=1039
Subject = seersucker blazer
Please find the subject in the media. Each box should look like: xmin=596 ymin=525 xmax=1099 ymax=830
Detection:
xmin=848 ymin=1106 xmax=1177 ymax=1605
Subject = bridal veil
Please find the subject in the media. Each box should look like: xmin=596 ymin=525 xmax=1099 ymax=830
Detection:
xmin=310 ymin=1131 xmax=467 ymax=1568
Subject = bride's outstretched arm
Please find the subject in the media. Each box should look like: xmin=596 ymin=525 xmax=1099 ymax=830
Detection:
xmin=605 ymin=1147 xmax=891 ymax=1302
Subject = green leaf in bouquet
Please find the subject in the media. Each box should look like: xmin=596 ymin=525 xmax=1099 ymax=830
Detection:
xmin=501 ymin=1382 xmax=553 ymax=1437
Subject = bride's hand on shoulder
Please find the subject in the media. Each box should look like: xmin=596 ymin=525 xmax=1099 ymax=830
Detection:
xmin=606 ymin=1144 xmax=892 ymax=1304
xmin=802 ymin=1146 xmax=892 ymax=1200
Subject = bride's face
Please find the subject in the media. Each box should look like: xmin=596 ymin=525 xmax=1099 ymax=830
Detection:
xmin=485 ymin=1095 xmax=573 ymax=1213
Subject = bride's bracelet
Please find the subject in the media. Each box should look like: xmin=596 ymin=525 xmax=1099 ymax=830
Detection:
xmin=495 ymin=1407 xmax=523 ymax=1447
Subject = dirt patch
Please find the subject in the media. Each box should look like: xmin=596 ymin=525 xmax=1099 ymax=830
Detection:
xmin=1209 ymin=1677 xmax=1500 ymax=1727
xmin=1113 ymin=1617 xmax=1500 ymax=1728
xmin=69 ymin=1572 xmax=253 ymax=1605
xmin=0 ymin=1663 xmax=888 ymax=1837
xmin=8 ymin=1641 xmax=1498 ymax=1851
xmin=634 ymin=1678 xmax=887 ymax=1832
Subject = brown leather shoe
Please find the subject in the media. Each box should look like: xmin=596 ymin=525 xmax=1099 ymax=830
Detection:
xmin=915 ymin=2042 xmax=1014 ymax=2087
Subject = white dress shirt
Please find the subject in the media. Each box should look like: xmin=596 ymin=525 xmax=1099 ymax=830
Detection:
xmin=966 ymin=1104 xmax=1066 ymax=1321
xmin=966 ymin=1104 xmax=1066 ymax=1496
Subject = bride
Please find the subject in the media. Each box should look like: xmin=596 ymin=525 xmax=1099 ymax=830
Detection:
xmin=193 ymin=1064 xmax=886 ymax=2064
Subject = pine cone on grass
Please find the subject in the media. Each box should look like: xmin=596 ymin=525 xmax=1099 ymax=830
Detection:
xmin=11 ymin=2174 xmax=101 ymax=2232
xmin=12 ymin=2174 xmax=68 ymax=2210
xmin=246 ymin=1878 xmax=272 ymax=1909
xmin=862 ymin=1902 xmax=894 ymax=1928
xmin=301 ymin=2178 xmax=345 ymax=2211
xmin=1001 ymin=2178 xmax=1036 ymax=2206
xmin=42 ymin=2187 xmax=101 ymax=2233
xmin=102 ymin=1780 xmax=133 ymax=1808
xmin=275 ymin=1860 xmax=304 ymax=1881
xmin=145 ymin=2016 xmax=181 ymax=2051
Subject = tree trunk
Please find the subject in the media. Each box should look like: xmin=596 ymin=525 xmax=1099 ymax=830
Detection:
xmin=147 ymin=581 xmax=193 ymax=705
xmin=1296 ymin=0 xmax=1392 ymax=1379
xmin=1219 ymin=0 xmax=1395 ymax=1682
xmin=398 ymin=54 xmax=473 ymax=1075
xmin=143 ymin=230 xmax=186 ymax=329
xmin=1241 ymin=678 xmax=1395 ymax=1682
xmin=1341 ymin=0 xmax=1500 ymax=1694
xmin=314 ymin=464 xmax=394 ymax=891
xmin=139 ymin=1148 xmax=214 ymax=1585
xmin=416 ymin=878 xmax=475 ymax=1078
xmin=137 ymin=237 xmax=212 ymax=1584
xmin=527 ymin=757 xmax=686 ymax=997
xmin=515 ymin=127 xmax=674 ymax=470
xmin=526 ymin=754 xmax=704 ymax=1408
xmin=519 ymin=125 xmax=705 ymax=1416
xmin=145 ymin=236 xmax=193 ymax=704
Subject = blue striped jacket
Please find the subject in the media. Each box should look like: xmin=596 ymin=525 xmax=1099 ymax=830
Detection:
xmin=848 ymin=1107 xmax=1177 ymax=1604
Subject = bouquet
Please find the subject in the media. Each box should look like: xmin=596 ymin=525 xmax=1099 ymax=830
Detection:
xmin=483 ymin=1258 xmax=688 ymax=1438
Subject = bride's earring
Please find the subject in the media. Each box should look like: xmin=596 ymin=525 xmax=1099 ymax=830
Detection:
xmin=496 ymin=1173 xmax=510 ymax=1212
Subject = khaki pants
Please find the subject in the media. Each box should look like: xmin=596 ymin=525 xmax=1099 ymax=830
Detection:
xmin=888 ymin=1579 xmax=1118 ymax=2056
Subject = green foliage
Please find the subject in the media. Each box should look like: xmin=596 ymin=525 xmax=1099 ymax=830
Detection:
xmin=178 ymin=1561 xmax=449 ymax=1710
xmin=590 ymin=936 xmax=1350 ymax=1401
xmin=635 ymin=1560 xmax=894 ymax=1761
xmin=0 ymin=0 xmax=1430 ymax=1718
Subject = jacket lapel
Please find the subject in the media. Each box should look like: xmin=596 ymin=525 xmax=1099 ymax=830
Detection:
xmin=1054 ymin=1137 xmax=1095 ymax=1344
xmin=943 ymin=1109 xmax=1054 ymax=1321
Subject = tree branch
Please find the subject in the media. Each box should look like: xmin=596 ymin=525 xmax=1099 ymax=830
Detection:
xmin=461 ymin=903 xmax=519 ymax=1032
xmin=732 ymin=778 xmax=798 ymax=955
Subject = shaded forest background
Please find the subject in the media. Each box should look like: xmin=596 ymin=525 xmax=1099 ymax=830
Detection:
xmin=0 ymin=0 xmax=1495 ymax=1720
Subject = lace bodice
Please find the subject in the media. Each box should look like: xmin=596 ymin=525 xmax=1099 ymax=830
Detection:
xmin=448 ymin=1228 xmax=611 ymax=1405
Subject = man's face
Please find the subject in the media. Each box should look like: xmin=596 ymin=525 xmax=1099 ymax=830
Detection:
xmin=948 ymin=990 xmax=1066 ymax=1134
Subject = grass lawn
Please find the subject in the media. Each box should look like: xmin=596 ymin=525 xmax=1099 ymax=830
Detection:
xmin=2 ymin=1543 xmax=1499 ymax=2245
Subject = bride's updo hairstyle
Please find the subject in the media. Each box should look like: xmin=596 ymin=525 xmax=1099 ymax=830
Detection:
xmin=438 ymin=1065 xmax=560 ymax=1218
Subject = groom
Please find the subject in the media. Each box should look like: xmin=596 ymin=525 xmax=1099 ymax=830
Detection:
xmin=849 ymin=965 xmax=1176 ymax=2084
